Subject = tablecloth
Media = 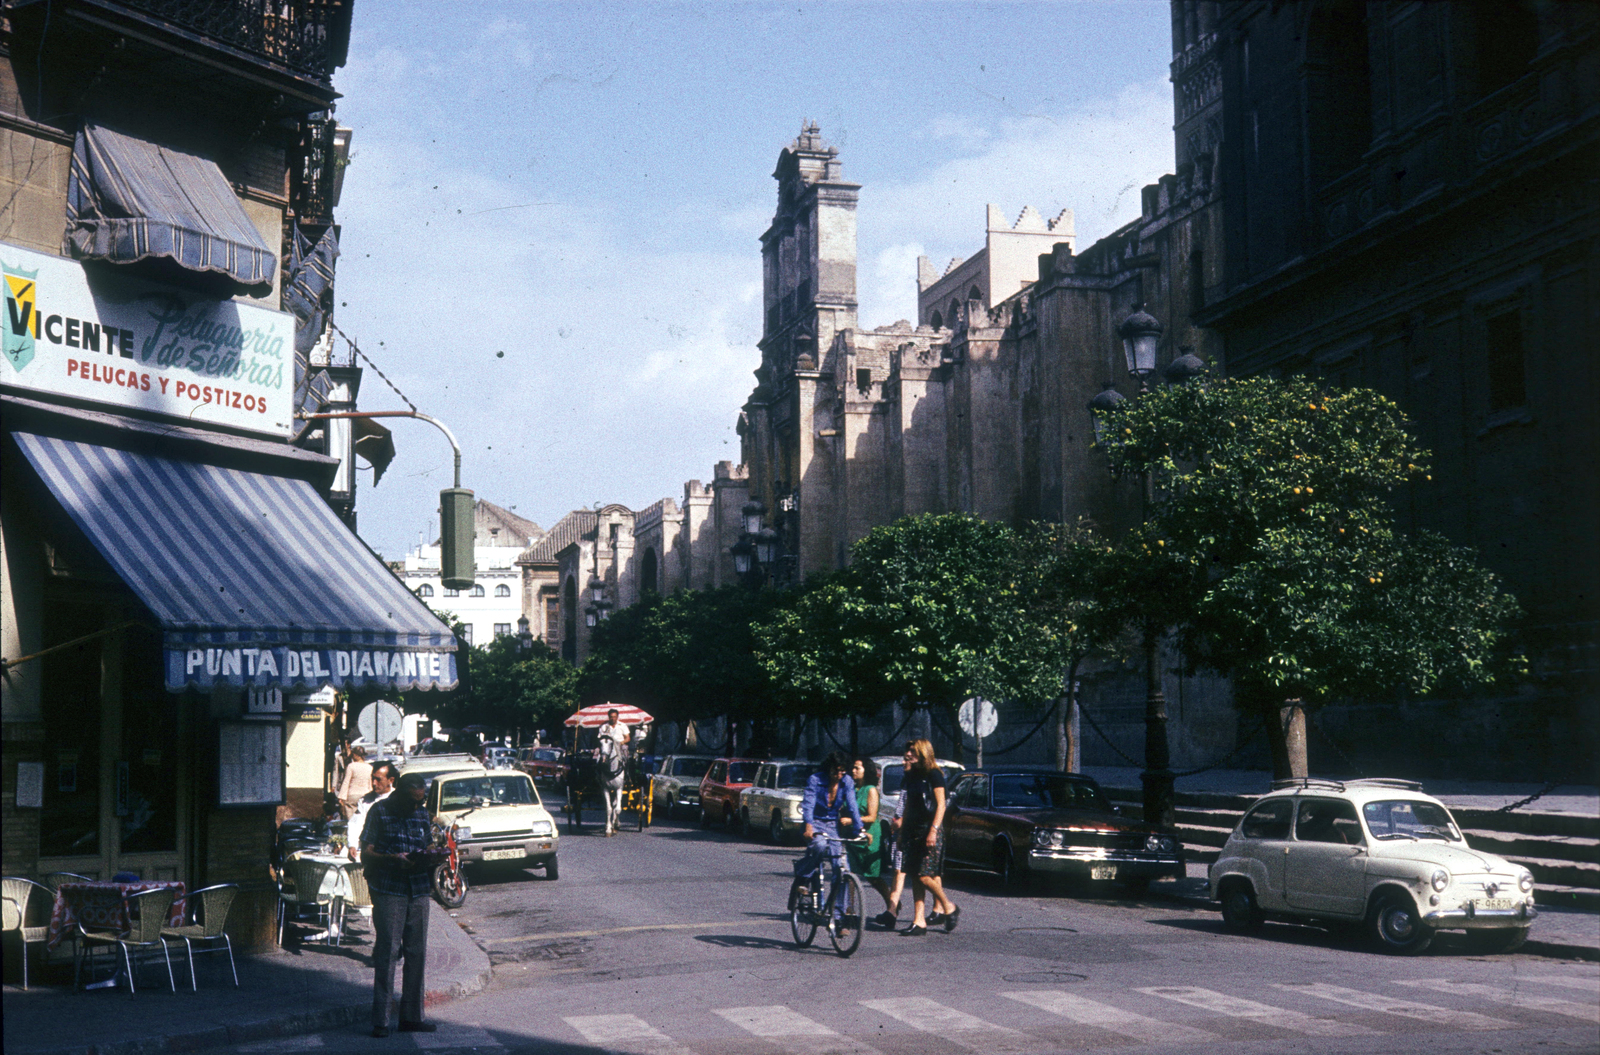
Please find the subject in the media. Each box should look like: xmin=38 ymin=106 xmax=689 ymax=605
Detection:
xmin=46 ymin=880 xmax=186 ymax=949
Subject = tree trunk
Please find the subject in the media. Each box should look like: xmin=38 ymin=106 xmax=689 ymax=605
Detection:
xmin=1267 ymin=698 xmax=1308 ymax=781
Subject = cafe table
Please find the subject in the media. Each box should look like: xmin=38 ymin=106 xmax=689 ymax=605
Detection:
xmin=46 ymin=880 xmax=186 ymax=951
xmin=285 ymin=851 xmax=354 ymax=943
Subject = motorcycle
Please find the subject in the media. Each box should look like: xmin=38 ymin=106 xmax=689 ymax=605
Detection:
xmin=430 ymin=803 xmax=483 ymax=909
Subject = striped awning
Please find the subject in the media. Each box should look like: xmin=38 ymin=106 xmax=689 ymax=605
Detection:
xmin=65 ymin=124 xmax=278 ymax=297
xmin=13 ymin=432 xmax=457 ymax=692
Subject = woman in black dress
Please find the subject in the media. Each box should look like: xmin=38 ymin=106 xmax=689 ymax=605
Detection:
xmin=897 ymin=738 xmax=958 ymax=935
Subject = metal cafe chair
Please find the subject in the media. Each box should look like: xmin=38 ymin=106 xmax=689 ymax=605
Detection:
xmin=74 ymin=886 xmax=178 ymax=994
xmin=41 ymin=871 xmax=95 ymax=893
xmin=1 ymin=876 xmax=53 ymax=990
xmin=278 ymin=858 xmax=337 ymax=945
xmin=160 ymin=883 xmax=239 ymax=990
xmin=339 ymin=863 xmax=372 ymax=942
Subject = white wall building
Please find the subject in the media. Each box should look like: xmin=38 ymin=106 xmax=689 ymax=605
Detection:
xmin=397 ymin=500 xmax=542 ymax=648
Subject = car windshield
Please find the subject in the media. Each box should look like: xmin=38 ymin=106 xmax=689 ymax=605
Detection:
xmin=1363 ymin=799 xmax=1461 ymax=842
xmin=775 ymin=765 xmax=810 ymax=789
xmin=673 ymin=758 xmax=713 ymax=778
xmin=532 ymin=749 xmax=561 ymax=762
xmin=991 ymin=774 xmax=1110 ymax=811
xmin=439 ymin=775 xmax=537 ymax=811
xmin=725 ymin=762 xmax=759 ymax=783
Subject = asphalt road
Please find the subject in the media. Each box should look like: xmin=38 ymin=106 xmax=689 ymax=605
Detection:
xmin=229 ymin=807 xmax=1599 ymax=1055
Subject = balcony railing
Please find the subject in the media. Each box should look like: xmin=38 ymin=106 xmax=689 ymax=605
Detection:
xmin=114 ymin=0 xmax=346 ymax=79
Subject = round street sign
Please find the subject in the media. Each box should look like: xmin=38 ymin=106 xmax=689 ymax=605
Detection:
xmin=357 ymin=701 xmax=404 ymax=746
xmin=959 ymin=697 xmax=998 ymax=738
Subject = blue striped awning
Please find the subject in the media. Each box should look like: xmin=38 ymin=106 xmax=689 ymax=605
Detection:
xmin=65 ymin=124 xmax=278 ymax=297
xmin=13 ymin=432 xmax=457 ymax=692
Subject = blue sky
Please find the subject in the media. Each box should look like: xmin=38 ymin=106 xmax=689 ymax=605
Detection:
xmin=332 ymin=1 xmax=1176 ymax=558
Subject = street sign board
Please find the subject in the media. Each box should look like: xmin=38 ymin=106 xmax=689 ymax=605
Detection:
xmin=357 ymin=701 xmax=404 ymax=746
xmin=959 ymin=697 xmax=998 ymax=738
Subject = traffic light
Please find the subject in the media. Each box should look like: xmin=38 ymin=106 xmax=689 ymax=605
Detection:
xmin=439 ymin=487 xmax=474 ymax=590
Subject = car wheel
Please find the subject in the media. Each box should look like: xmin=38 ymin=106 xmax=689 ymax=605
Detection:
xmin=740 ymin=808 xmax=753 ymax=838
xmin=1218 ymin=880 xmax=1263 ymax=932
xmin=723 ymin=805 xmax=737 ymax=831
xmin=1463 ymin=927 xmax=1528 ymax=954
xmin=995 ymin=840 xmax=1026 ymax=889
xmin=700 ymin=803 xmax=713 ymax=829
xmin=1370 ymin=892 xmax=1434 ymax=955
xmin=544 ymin=858 xmax=559 ymax=881
xmin=769 ymin=811 xmax=784 ymax=845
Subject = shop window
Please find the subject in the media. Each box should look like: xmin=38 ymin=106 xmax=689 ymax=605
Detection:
xmin=471 ymin=584 xmax=486 ymax=597
xmin=494 ymin=623 xmax=512 ymax=637
xmin=1486 ymin=310 xmax=1527 ymax=413
xmin=119 ymin=623 xmax=177 ymax=854
xmin=40 ymin=601 xmax=102 ymax=858
xmin=416 ymin=584 xmax=434 ymax=597
xmin=495 ymin=584 xmax=511 ymax=597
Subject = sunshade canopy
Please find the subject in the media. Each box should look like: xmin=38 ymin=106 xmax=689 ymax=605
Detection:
xmin=13 ymin=431 xmax=457 ymax=692
xmin=566 ymin=703 xmax=653 ymax=728
xmin=66 ymin=124 xmax=278 ymax=297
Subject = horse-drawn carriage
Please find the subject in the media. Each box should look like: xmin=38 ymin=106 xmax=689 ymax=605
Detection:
xmin=563 ymin=703 xmax=654 ymax=834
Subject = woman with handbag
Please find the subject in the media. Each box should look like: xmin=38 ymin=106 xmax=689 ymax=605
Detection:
xmin=898 ymin=739 xmax=958 ymax=935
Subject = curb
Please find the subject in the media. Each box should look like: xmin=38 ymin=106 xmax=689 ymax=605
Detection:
xmin=9 ymin=919 xmax=495 ymax=1055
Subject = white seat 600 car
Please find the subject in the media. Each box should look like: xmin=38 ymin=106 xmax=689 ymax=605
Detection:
xmin=1210 ymin=778 xmax=1535 ymax=955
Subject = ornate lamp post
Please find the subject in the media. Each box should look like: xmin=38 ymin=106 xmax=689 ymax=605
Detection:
xmin=516 ymin=614 xmax=534 ymax=654
xmin=1086 ymin=311 xmax=1205 ymax=833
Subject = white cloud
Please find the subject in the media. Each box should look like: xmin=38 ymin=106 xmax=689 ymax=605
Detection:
xmin=857 ymin=78 xmax=1174 ymax=327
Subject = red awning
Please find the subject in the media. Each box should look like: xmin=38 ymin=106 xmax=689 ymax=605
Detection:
xmin=565 ymin=703 xmax=653 ymax=728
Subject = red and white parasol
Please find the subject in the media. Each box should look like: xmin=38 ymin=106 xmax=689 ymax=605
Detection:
xmin=565 ymin=703 xmax=654 ymax=728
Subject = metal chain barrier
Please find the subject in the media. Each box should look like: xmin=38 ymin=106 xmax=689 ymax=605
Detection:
xmin=1073 ymin=700 xmax=1144 ymax=767
xmin=1495 ymin=780 xmax=1562 ymax=813
xmin=1171 ymin=720 xmax=1267 ymax=777
xmin=819 ymin=708 xmax=918 ymax=759
xmin=971 ymin=700 xmax=1061 ymax=758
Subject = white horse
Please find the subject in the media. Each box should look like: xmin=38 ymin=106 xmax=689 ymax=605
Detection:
xmin=595 ymin=736 xmax=628 ymax=836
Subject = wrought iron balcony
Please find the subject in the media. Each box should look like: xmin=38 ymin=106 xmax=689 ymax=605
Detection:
xmin=114 ymin=0 xmax=349 ymax=79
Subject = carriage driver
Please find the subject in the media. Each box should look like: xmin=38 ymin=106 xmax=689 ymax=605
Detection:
xmin=794 ymin=751 xmax=863 ymax=884
xmin=597 ymin=708 xmax=630 ymax=750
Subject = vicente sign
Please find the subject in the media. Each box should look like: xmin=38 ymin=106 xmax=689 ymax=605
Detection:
xmin=1 ymin=241 xmax=293 ymax=437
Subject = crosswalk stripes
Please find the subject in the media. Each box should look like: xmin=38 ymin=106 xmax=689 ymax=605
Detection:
xmin=1003 ymin=989 xmax=1220 ymax=1045
xmin=563 ymin=1014 xmax=699 ymax=1055
xmin=714 ymin=1005 xmax=885 ymax=1055
xmin=1272 ymin=982 xmax=1519 ymax=1031
xmin=1137 ymin=985 xmax=1380 ymax=1037
xmin=1396 ymin=979 xmax=1600 ymax=1023
xmin=860 ymin=995 xmax=1036 ymax=1052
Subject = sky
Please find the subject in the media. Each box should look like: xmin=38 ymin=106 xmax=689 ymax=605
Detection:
xmin=331 ymin=1 xmax=1177 ymax=560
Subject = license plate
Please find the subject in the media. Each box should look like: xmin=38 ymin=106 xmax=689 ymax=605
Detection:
xmin=484 ymin=848 xmax=526 ymax=861
xmin=1090 ymin=864 xmax=1118 ymax=881
xmin=1477 ymin=898 xmax=1514 ymax=910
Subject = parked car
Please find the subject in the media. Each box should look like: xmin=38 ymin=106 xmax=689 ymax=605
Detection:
xmin=698 ymin=758 xmax=763 ymax=829
xmin=482 ymin=743 xmax=517 ymax=770
xmin=872 ymin=755 xmax=965 ymax=817
xmin=428 ymin=768 xmax=560 ymax=880
xmin=650 ymin=755 xmax=715 ymax=817
xmin=1209 ymin=778 xmax=1536 ymax=955
xmin=519 ymin=747 xmax=570 ymax=786
xmin=738 ymin=760 xmax=811 ymax=843
xmin=943 ymin=768 xmax=1183 ymax=890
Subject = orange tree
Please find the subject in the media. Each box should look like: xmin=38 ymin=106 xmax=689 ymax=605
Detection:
xmin=1094 ymin=374 xmax=1522 ymax=778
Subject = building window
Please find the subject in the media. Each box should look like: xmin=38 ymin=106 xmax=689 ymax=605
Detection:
xmin=416 ymin=584 xmax=434 ymax=597
xmin=545 ymin=596 xmax=561 ymax=643
xmin=444 ymin=587 xmax=460 ymax=597
xmin=1486 ymin=310 xmax=1527 ymax=413
xmin=495 ymin=584 xmax=511 ymax=597
xmin=494 ymin=623 xmax=512 ymax=637
xmin=471 ymin=584 xmax=485 ymax=597
xmin=459 ymin=624 xmax=473 ymax=645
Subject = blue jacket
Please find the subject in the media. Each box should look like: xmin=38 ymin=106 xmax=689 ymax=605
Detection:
xmin=801 ymin=772 xmax=862 ymax=831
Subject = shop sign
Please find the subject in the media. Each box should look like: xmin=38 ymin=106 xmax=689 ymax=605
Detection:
xmin=1 ymin=242 xmax=292 ymax=437
xmin=167 ymin=644 xmax=458 ymax=692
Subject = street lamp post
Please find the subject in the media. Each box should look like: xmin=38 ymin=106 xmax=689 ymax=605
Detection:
xmin=1086 ymin=311 xmax=1203 ymax=833
xmin=516 ymin=614 xmax=534 ymax=654
xmin=733 ymin=501 xmax=782 ymax=586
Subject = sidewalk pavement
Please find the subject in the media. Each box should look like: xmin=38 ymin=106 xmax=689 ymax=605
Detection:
xmin=2 ymin=903 xmax=491 ymax=1055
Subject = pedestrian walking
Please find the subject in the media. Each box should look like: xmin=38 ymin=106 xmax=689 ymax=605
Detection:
xmin=338 ymin=745 xmax=373 ymax=819
xmin=360 ymin=772 xmax=438 ymax=1037
xmin=844 ymin=756 xmax=898 ymax=928
xmin=332 ymin=736 xmax=352 ymax=800
xmin=899 ymin=738 xmax=957 ymax=936
xmin=885 ymin=794 xmax=908 ymax=919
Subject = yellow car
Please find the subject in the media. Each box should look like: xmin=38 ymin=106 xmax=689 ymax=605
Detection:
xmin=426 ymin=768 xmax=560 ymax=880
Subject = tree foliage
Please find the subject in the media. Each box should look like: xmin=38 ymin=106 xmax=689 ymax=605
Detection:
xmin=1094 ymin=375 xmax=1522 ymax=773
xmin=416 ymin=613 xmax=580 ymax=739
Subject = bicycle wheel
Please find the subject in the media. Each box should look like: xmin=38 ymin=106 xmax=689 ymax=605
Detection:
xmin=789 ymin=879 xmax=817 ymax=948
xmin=828 ymin=873 xmax=865 ymax=957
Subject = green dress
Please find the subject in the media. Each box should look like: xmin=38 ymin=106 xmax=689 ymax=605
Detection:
xmin=846 ymin=785 xmax=883 ymax=878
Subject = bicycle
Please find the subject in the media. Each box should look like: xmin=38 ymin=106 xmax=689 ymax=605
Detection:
xmin=788 ymin=831 xmax=870 ymax=957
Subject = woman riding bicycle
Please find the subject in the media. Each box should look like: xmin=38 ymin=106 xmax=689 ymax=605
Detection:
xmin=795 ymin=752 xmax=863 ymax=884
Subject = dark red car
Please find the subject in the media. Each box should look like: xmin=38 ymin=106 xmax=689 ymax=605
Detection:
xmin=697 ymin=758 xmax=762 ymax=830
xmin=520 ymin=746 xmax=569 ymax=787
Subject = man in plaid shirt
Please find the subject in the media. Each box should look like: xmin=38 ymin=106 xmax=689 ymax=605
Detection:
xmin=360 ymin=772 xmax=437 ymax=1036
